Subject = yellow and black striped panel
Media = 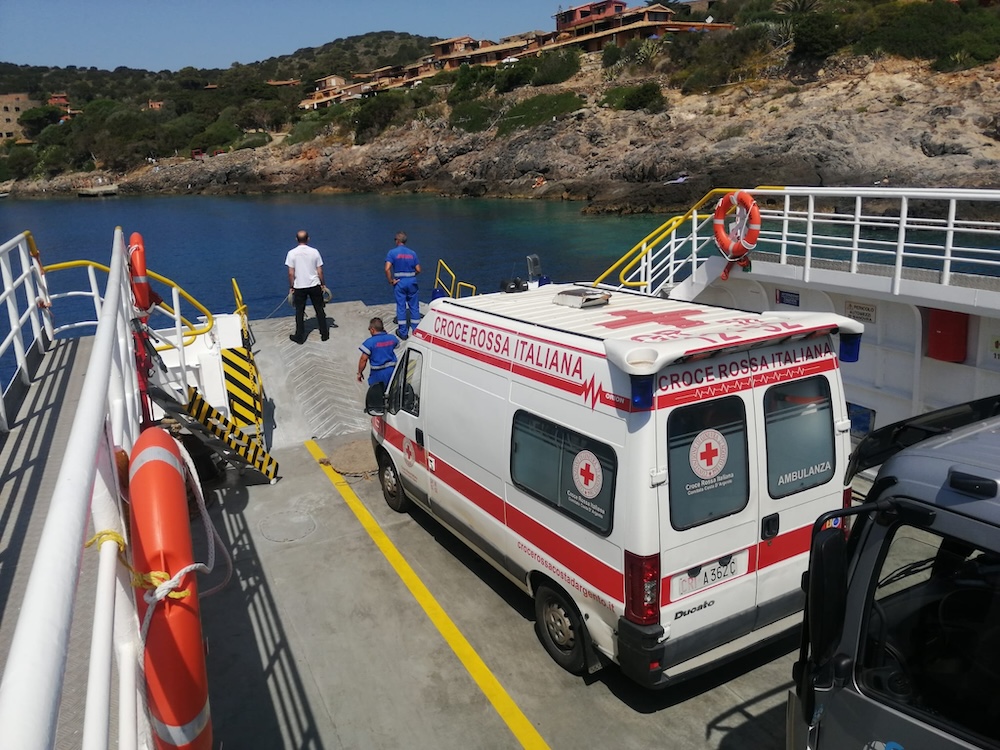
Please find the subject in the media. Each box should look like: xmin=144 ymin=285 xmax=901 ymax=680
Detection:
xmin=185 ymin=386 xmax=278 ymax=481
xmin=221 ymin=346 xmax=264 ymax=433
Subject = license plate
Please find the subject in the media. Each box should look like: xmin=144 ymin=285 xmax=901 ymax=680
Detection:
xmin=670 ymin=549 xmax=749 ymax=601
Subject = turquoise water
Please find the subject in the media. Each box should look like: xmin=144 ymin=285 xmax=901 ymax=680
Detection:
xmin=0 ymin=193 xmax=657 ymax=321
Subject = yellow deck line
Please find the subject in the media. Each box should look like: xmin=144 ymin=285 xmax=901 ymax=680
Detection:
xmin=304 ymin=440 xmax=549 ymax=749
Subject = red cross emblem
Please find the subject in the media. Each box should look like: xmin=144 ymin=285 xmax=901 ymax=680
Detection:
xmin=579 ymin=461 xmax=595 ymax=487
xmin=599 ymin=308 xmax=706 ymax=330
xmin=690 ymin=429 xmax=728 ymax=480
xmin=699 ymin=441 xmax=719 ymax=467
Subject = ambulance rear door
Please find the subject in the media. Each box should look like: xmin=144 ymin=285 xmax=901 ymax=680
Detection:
xmin=656 ymin=383 xmax=762 ymax=667
xmin=751 ymin=348 xmax=846 ymax=625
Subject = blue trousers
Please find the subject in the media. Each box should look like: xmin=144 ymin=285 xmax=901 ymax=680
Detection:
xmin=394 ymin=278 xmax=420 ymax=336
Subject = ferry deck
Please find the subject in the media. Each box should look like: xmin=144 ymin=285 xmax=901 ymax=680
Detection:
xmin=0 ymin=291 xmax=794 ymax=749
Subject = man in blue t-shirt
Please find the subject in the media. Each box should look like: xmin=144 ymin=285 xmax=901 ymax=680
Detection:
xmin=357 ymin=317 xmax=399 ymax=387
xmin=384 ymin=231 xmax=421 ymax=339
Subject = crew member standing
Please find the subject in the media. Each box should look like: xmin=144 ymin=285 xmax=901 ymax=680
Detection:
xmin=285 ymin=230 xmax=330 ymax=344
xmin=384 ymin=231 xmax=421 ymax=339
xmin=357 ymin=317 xmax=399 ymax=387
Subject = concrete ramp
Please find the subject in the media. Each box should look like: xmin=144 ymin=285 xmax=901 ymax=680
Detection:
xmin=249 ymin=301 xmax=401 ymax=450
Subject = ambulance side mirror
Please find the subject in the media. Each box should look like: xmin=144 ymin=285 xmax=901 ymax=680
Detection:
xmin=364 ymin=382 xmax=387 ymax=415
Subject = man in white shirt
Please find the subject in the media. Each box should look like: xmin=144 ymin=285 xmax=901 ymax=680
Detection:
xmin=285 ymin=230 xmax=330 ymax=343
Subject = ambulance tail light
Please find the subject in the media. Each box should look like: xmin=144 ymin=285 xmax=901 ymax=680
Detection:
xmin=624 ymin=551 xmax=660 ymax=626
xmin=843 ymin=487 xmax=853 ymax=510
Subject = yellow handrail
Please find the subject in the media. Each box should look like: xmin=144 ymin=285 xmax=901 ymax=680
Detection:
xmin=433 ymin=258 xmax=458 ymax=297
xmin=592 ymin=188 xmax=736 ymax=289
xmin=43 ymin=259 xmax=214 ymax=348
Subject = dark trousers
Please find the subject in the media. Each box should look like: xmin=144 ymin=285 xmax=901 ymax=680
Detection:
xmin=293 ymin=285 xmax=328 ymax=339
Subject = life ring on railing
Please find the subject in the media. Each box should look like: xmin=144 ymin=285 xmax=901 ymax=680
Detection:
xmin=128 ymin=231 xmax=153 ymax=312
xmin=129 ymin=428 xmax=212 ymax=750
xmin=713 ymin=191 xmax=761 ymax=280
xmin=713 ymin=190 xmax=761 ymax=258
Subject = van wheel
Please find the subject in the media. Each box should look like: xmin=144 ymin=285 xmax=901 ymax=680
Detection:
xmin=378 ymin=454 xmax=410 ymax=512
xmin=534 ymin=583 xmax=587 ymax=674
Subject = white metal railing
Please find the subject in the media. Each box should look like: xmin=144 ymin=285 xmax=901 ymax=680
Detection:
xmin=0 ymin=227 xmax=147 ymax=749
xmin=0 ymin=228 xmax=229 ymax=749
xmin=595 ymin=186 xmax=1000 ymax=297
xmin=0 ymin=231 xmax=53 ymax=431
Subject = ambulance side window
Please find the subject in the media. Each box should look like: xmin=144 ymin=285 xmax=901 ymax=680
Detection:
xmin=763 ymin=376 xmax=834 ymax=498
xmin=510 ymin=411 xmax=616 ymax=535
xmin=387 ymin=349 xmax=423 ymax=416
xmin=667 ymin=397 xmax=749 ymax=530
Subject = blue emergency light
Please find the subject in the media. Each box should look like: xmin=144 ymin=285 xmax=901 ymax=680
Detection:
xmin=630 ymin=374 xmax=655 ymax=410
xmin=839 ymin=333 xmax=861 ymax=363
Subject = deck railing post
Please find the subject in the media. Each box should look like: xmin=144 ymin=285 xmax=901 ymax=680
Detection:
xmin=0 ymin=250 xmax=29 ymax=387
xmin=942 ymin=199 xmax=956 ymax=285
xmin=893 ymin=196 xmax=908 ymax=296
xmin=804 ymin=195 xmax=816 ymax=283
xmin=850 ymin=196 xmax=862 ymax=274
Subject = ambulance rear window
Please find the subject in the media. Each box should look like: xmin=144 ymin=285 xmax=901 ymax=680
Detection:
xmin=667 ymin=396 xmax=749 ymax=531
xmin=511 ymin=411 xmax=617 ymax=535
xmin=763 ymin=377 xmax=835 ymax=498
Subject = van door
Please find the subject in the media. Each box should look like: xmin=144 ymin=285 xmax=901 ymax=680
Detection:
xmin=753 ymin=373 xmax=842 ymax=626
xmin=657 ymin=393 xmax=760 ymax=666
xmin=382 ymin=347 xmax=430 ymax=508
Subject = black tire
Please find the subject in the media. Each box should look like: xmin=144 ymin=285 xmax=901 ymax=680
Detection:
xmin=378 ymin=453 xmax=410 ymax=512
xmin=534 ymin=583 xmax=588 ymax=674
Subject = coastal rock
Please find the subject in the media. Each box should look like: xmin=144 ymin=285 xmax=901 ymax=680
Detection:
xmin=9 ymin=55 xmax=1000 ymax=213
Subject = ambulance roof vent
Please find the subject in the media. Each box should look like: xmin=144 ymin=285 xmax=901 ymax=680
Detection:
xmin=553 ymin=288 xmax=611 ymax=309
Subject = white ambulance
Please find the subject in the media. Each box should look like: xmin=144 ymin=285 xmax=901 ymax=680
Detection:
xmin=367 ymin=282 xmax=864 ymax=688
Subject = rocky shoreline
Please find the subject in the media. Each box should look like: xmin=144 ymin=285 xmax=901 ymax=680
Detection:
xmin=7 ymin=55 xmax=1000 ymax=215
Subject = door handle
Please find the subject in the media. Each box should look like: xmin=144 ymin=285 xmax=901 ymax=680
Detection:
xmin=761 ymin=513 xmax=780 ymax=540
xmin=415 ymin=428 xmax=424 ymax=447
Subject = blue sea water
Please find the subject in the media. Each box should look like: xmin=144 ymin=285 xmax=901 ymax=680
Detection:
xmin=0 ymin=193 xmax=656 ymax=322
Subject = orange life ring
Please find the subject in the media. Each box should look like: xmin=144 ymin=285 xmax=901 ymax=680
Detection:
xmin=713 ymin=190 xmax=761 ymax=260
xmin=129 ymin=231 xmax=152 ymax=312
xmin=129 ymin=428 xmax=212 ymax=750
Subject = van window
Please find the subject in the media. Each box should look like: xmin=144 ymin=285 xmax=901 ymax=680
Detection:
xmin=859 ymin=526 xmax=1000 ymax=745
xmin=387 ymin=349 xmax=423 ymax=416
xmin=667 ymin=397 xmax=749 ymax=530
xmin=510 ymin=411 xmax=616 ymax=534
xmin=763 ymin=377 xmax=834 ymax=498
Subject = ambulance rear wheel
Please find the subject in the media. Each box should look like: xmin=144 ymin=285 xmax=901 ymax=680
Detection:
xmin=535 ymin=583 xmax=587 ymax=674
xmin=378 ymin=454 xmax=410 ymax=512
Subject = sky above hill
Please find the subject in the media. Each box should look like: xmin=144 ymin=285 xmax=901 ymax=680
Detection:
xmin=0 ymin=0 xmax=559 ymax=72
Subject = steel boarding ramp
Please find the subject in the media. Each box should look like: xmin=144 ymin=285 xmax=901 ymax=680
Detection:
xmin=148 ymin=384 xmax=279 ymax=483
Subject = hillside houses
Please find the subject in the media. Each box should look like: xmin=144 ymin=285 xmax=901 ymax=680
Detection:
xmin=298 ymin=1 xmax=732 ymax=110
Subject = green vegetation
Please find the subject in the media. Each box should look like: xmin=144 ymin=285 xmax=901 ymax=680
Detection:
xmin=449 ymin=99 xmax=501 ymax=132
xmin=497 ymin=92 xmax=584 ymax=136
xmin=529 ymin=48 xmax=581 ymax=85
xmin=601 ymin=81 xmax=666 ymax=112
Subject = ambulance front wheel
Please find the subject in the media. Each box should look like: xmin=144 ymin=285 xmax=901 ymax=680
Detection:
xmin=534 ymin=583 xmax=587 ymax=674
xmin=378 ymin=453 xmax=410 ymax=512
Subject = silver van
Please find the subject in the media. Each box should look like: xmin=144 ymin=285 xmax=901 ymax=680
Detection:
xmin=789 ymin=395 xmax=1000 ymax=750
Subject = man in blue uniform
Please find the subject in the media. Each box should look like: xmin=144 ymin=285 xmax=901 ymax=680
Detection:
xmin=384 ymin=231 xmax=421 ymax=339
xmin=357 ymin=317 xmax=399 ymax=387
xmin=285 ymin=229 xmax=330 ymax=343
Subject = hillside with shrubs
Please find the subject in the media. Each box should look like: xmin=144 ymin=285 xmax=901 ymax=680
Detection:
xmin=3 ymin=0 xmax=1000 ymax=209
